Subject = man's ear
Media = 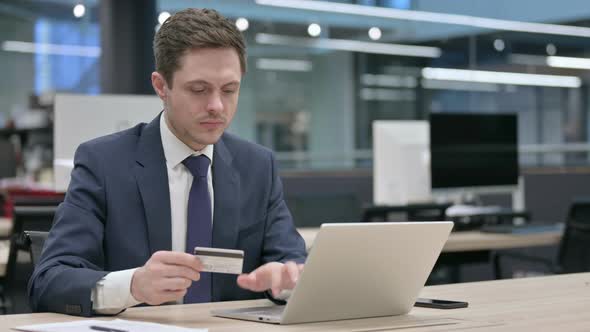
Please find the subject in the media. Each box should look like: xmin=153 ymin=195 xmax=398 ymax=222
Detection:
xmin=151 ymin=71 xmax=168 ymax=100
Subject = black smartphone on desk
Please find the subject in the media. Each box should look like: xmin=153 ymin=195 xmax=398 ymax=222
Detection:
xmin=415 ymin=298 xmax=469 ymax=309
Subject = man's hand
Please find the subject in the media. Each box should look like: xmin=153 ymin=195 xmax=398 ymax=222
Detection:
xmin=131 ymin=251 xmax=202 ymax=305
xmin=237 ymin=261 xmax=304 ymax=297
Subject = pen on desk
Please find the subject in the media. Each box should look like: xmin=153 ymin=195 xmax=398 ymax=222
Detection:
xmin=89 ymin=325 xmax=128 ymax=332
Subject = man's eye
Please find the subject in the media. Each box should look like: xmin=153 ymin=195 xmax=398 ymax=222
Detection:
xmin=223 ymin=90 xmax=236 ymax=94
xmin=191 ymin=89 xmax=206 ymax=93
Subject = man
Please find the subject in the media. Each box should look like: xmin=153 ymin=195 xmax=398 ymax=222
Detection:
xmin=28 ymin=8 xmax=307 ymax=316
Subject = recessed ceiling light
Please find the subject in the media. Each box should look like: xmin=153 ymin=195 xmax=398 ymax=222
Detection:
xmin=158 ymin=12 xmax=171 ymax=25
xmin=236 ymin=17 xmax=249 ymax=31
xmin=368 ymin=27 xmax=382 ymax=41
xmin=307 ymin=23 xmax=321 ymax=37
xmin=73 ymin=4 xmax=86 ymax=18
xmin=493 ymin=39 xmax=505 ymax=52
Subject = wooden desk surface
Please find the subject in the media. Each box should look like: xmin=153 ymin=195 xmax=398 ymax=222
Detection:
xmin=1 ymin=273 xmax=588 ymax=331
xmin=297 ymin=227 xmax=563 ymax=253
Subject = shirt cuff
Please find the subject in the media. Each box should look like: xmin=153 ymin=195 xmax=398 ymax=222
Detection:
xmin=91 ymin=268 xmax=142 ymax=314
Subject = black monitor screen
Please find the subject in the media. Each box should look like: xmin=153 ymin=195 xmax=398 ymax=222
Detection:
xmin=430 ymin=113 xmax=518 ymax=189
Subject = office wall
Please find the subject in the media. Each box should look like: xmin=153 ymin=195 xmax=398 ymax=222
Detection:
xmin=0 ymin=14 xmax=34 ymax=121
xmin=308 ymin=52 xmax=355 ymax=169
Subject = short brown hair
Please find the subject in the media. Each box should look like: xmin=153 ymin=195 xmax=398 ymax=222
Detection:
xmin=153 ymin=8 xmax=247 ymax=86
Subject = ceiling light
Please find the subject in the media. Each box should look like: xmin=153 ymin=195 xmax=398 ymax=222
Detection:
xmin=362 ymin=74 xmax=417 ymax=88
xmin=368 ymin=27 xmax=382 ymax=41
xmin=422 ymin=67 xmax=581 ymax=88
xmin=236 ymin=17 xmax=249 ymax=31
xmin=256 ymin=58 xmax=312 ymax=71
xmin=547 ymin=56 xmax=590 ymax=70
xmin=1 ymin=41 xmax=100 ymax=57
xmin=508 ymin=53 xmax=547 ymax=66
xmin=256 ymin=0 xmax=590 ymax=38
xmin=73 ymin=4 xmax=85 ymax=18
xmin=158 ymin=12 xmax=171 ymax=25
xmin=421 ymin=79 xmax=501 ymax=92
xmin=493 ymin=39 xmax=505 ymax=52
xmin=307 ymin=23 xmax=321 ymax=37
xmin=256 ymin=33 xmax=441 ymax=58
xmin=546 ymin=43 xmax=557 ymax=56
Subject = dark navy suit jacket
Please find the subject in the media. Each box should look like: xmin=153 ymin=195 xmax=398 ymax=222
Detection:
xmin=28 ymin=114 xmax=307 ymax=316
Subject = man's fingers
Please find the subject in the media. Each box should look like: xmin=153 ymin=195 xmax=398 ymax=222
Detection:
xmin=161 ymin=265 xmax=200 ymax=281
xmin=281 ymin=262 xmax=299 ymax=290
xmin=237 ymin=262 xmax=305 ymax=295
xmin=151 ymin=251 xmax=202 ymax=271
xmin=237 ymin=271 xmax=268 ymax=292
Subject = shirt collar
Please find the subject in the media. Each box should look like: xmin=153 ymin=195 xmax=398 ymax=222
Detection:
xmin=160 ymin=112 xmax=214 ymax=168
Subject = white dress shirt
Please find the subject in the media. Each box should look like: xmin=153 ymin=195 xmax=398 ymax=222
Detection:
xmin=91 ymin=113 xmax=214 ymax=314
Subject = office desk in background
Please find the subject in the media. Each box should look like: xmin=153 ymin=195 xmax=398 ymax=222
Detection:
xmin=297 ymin=227 xmax=563 ymax=253
xmin=298 ymin=226 xmax=563 ymax=283
xmin=0 ymin=273 xmax=588 ymax=331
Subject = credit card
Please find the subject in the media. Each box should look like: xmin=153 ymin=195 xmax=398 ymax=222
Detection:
xmin=194 ymin=247 xmax=244 ymax=275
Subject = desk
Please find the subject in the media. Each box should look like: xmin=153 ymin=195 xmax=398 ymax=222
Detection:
xmin=297 ymin=227 xmax=563 ymax=253
xmin=0 ymin=273 xmax=588 ymax=331
xmin=299 ymin=227 xmax=563 ymax=282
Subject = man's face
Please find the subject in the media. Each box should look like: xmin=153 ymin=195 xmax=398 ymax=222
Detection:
xmin=152 ymin=47 xmax=242 ymax=151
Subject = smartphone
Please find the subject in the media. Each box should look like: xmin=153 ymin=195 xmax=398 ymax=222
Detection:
xmin=414 ymin=298 xmax=469 ymax=309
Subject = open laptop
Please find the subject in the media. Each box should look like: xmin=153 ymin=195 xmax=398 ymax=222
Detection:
xmin=212 ymin=221 xmax=453 ymax=324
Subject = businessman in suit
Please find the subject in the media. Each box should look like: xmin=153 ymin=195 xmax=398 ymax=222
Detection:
xmin=28 ymin=8 xmax=307 ymax=316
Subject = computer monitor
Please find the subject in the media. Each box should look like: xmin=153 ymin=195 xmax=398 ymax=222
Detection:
xmin=429 ymin=112 xmax=518 ymax=192
xmin=373 ymin=120 xmax=431 ymax=205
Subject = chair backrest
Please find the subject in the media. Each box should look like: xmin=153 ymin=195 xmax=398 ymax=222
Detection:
xmin=0 ymin=140 xmax=17 ymax=179
xmin=23 ymin=231 xmax=49 ymax=266
xmin=558 ymin=198 xmax=590 ymax=273
xmin=5 ymin=204 xmax=58 ymax=284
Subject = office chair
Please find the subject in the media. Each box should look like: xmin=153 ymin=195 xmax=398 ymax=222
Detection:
xmin=0 ymin=140 xmax=17 ymax=180
xmin=494 ymin=198 xmax=590 ymax=278
xmin=23 ymin=231 xmax=49 ymax=267
xmin=0 ymin=203 xmax=58 ymax=313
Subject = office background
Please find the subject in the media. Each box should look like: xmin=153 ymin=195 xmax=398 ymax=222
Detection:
xmin=1 ymin=0 xmax=590 ymax=312
xmin=6 ymin=1 xmax=589 ymax=218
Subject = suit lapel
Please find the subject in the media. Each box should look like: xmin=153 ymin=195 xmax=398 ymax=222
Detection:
xmin=134 ymin=113 xmax=172 ymax=254
xmin=211 ymin=135 xmax=240 ymax=250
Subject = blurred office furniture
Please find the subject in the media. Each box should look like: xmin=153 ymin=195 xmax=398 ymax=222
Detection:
xmin=0 ymin=140 xmax=17 ymax=180
xmin=23 ymin=231 xmax=48 ymax=267
xmin=362 ymin=202 xmax=529 ymax=231
xmin=372 ymin=121 xmax=431 ymax=206
xmin=362 ymin=203 xmax=451 ymax=222
xmin=0 ymin=197 xmax=60 ymax=314
xmin=298 ymin=225 xmax=562 ymax=284
xmin=53 ymin=94 xmax=160 ymax=192
xmin=494 ymin=198 xmax=590 ymax=279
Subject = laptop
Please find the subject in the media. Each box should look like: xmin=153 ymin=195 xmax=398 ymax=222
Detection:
xmin=212 ymin=221 xmax=453 ymax=324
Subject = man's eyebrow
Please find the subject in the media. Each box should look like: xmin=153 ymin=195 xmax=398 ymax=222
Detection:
xmin=184 ymin=79 xmax=209 ymax=85
xmin=222 ymin=81 xmax=240 ymax=87
xmin=184 ymin=80 xmax=240 ymax=86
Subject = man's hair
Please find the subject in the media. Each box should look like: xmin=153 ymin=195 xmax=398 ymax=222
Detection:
xmin=153 ymin=8 xmax=247 ymax=87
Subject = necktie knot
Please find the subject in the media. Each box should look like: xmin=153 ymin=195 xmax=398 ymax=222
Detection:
xmin=182 ymin=155 xmax=210 ymax=178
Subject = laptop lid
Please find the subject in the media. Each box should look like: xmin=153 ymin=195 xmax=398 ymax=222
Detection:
xmin=212 ymin=221 xmax=453 ymax=324
xmin=280 ymin=221 xmax=453 ymax=324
